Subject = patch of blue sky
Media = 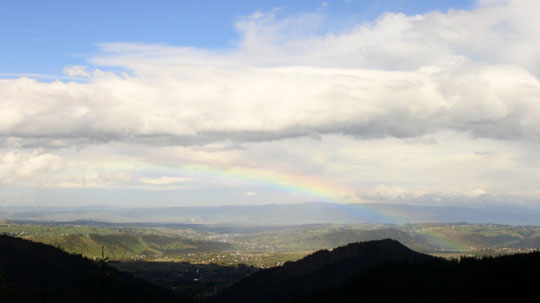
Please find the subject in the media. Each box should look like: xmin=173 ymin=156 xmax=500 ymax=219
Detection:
xmin=0 ymin=0 xmax=473 ymax=76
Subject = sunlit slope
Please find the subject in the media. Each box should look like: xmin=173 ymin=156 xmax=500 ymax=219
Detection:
xmin=0 ymin=221 xmax=231 ymax=260
xmin=2 ymin=221 xmax=539 ymax=266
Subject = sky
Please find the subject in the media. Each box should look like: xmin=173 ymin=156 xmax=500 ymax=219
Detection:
xmin=1 ymin=0 xmax=540 ymax=209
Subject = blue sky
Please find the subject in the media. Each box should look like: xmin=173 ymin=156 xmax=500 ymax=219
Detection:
xmin=2 ymin=0 xmax=540 ymax=209
xmin=1 ymin=0 xmax=472 ymax=76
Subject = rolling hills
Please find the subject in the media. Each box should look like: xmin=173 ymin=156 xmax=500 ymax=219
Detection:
xmin=2 ymin=220 xmax=539 ymax=266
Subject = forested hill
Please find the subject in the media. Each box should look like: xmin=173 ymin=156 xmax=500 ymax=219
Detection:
xmin=1 ymin=235 xmax=538 ymax=303
xmin=0 ymin=235 xmax=181 ymax=303
xmin=212 ymin=239 xmax=434 ymax=303
xmin=211 ymin=239 xmax=540 ymax=303
xmin=294 ymin=251 xmax=540 ymax=302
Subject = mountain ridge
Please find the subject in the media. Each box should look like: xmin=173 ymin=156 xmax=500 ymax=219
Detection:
xmin=2 ymin=202 xmax=540 ymax=225
xmin=212 ymin=239 xmax=540 ymax=303
xmin=212 ymin=239 xmax=436 ymax=303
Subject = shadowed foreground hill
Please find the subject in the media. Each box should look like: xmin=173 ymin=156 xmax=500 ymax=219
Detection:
xmin=212 ymin=239 xmax=433 ymax=303
xmin=2 ymin=235 xmax=538 ymax=303
xmin=211 ymin=239 xmax=540 ymax=303
xmin=295 ymin=251 xmax=540 ymax=303
xmin=0 ymin=235 xmax=181 ymax=303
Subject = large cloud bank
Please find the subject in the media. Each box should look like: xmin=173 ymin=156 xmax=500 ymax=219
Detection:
xmin=1 ymin=0 xmax=539 ymax=148
xmin=1 ymin=0 xmax=540 ymax=206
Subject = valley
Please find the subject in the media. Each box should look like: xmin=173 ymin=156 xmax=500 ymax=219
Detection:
xmin=2 ymin=219 xmax=538 ymax=266
xmin=1 ymin=220 xmax=539 ymax=302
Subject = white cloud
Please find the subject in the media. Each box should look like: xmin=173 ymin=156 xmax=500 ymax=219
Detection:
xmin=0 ymin=150 xmax=63 ymax=185
xmin=0 ymin=1 xmax=539 ymax=148
xmin=138 ymin=176 xmax=192 ymax=185
xmin=1 ymin=64 xmax=539 ymax=147
xmin=62 ymin=65 xmax=90 ymax=77
xmin=357 ymin=185 xmax=540 ymax=208
xmin=232 ymin=0 xmax=540 ymax=73
xmin=1 ymin=0 xmax=540 ymax=207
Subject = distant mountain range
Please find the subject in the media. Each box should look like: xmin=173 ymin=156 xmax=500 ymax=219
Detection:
xmin=2 ymin=202 xmax=540 ymax=225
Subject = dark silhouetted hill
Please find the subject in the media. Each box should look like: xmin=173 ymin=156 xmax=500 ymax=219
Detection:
xmin=211 ymin=239 xmax=540 ymax=303
xmin=0 ymin=235 xmax=182 ymax=303
xmin=212 ymin=239 xmax=433 ymax=303
xmin=294 ymin=250 xmax=540 ymax=302
xmin=2 ymin=234 xmax=538 ymax=303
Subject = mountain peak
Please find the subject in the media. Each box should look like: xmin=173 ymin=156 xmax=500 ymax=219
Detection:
xmin=214 ymin=239 xmax=433 ymax=303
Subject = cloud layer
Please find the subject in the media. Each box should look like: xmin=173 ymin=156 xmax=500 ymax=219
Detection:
xmin=1 ymin=0 xmax=540 ymax=207
xmin=1 ymin=0 xmax=540 ymax=148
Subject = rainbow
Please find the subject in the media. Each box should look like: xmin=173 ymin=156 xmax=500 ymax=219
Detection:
xmin=416 ymin=228 xmax=471 ymax=252
xmin=134 ymin=160 xmax=360 ymax=204
xmin=67 ymin=159 xmax=407 ymax=220
xmin=64 ymin=159 xmax=479 ymax=251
